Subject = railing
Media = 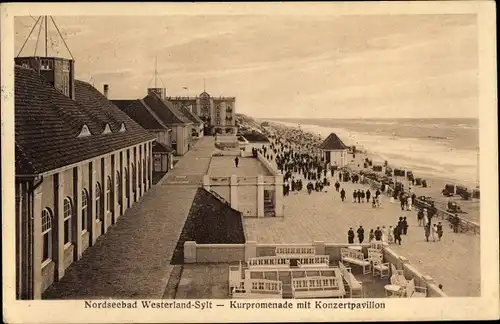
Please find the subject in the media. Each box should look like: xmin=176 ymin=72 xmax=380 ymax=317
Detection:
xmin=248 ymin=256 xmax=290 ymax=268
xmin=344 ymin=167 xmax=480 ymax=235
xmin=276 ymin=246 xmax=316 ymax=256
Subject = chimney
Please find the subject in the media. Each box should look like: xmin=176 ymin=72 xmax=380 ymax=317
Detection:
xmin=103 ymin=84 xmax=109 ymax=98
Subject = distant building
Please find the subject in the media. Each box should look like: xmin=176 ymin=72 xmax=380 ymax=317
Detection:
xmin=113 ymin=87 xmax=193 ymax=156
xmin=112 ymin=97 xmax=174 ymax=173
xmin=167 ymin=91 xmax=237 ymax=136
xmin=318 ymin=133 xmax=349 ymax=167
xmin=14 ymin=56 xmax=156 ymax=299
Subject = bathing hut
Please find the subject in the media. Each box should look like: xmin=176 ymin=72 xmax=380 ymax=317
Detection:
xmin=318 ymin=133 xmax=349 ymax=167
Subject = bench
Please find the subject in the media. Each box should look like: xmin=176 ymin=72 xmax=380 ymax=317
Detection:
xmin=368 ymin=249 xmax=383 ymax=263
xmin=291 ymin=275 xmax=345 ymax=299
xmin=370 ymin=241 xmax=383 ymax=251
xmin=248 ymin=256 xmax=291 ymax=269
xmin=340 ymin=248 xmax=371 ymax=274
xmin=372 ymin=260 xmax=390 ymax=279
xmin=338 ymin=261 xmax=363 ymax=298
xmin=405 ymin=278 xmax=427 ymax=297
xmin=232 ymin=279 xmax=283 ymax=299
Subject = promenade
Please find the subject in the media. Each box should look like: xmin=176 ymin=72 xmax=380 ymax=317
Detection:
xmin=244 ymin=145 xmax=480 ymax=297
xmin=43 ymin=137 xmax=215 ymax=299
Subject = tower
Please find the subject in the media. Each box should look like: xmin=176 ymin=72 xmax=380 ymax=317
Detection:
xmin=15 ymin=16 xmax=75 ymax=99
xmin=147 ymin=56 xmax=167 ymax=99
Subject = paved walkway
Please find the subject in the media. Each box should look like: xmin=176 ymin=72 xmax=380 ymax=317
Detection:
xmin=208 ymin=156 xmax=272 ymax=177
xmin=43 ymin=137 xmax=215 ymax=299
xmin=244 ymin=150 xmax=480 ymax=297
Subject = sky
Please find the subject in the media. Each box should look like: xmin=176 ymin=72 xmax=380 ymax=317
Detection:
xmin=14 ymin=14 xmax=478 ymax=119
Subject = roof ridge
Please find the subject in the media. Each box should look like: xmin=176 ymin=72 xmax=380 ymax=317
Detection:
xmin=139 ymin=99 xmax=170 ymax=129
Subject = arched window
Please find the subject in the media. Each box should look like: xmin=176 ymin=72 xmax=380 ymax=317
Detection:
xmin=143 ymin=158 xmax=147 ymax=186
xmin=81 ymin=189 xmax=88 ymax=232
xmin=41 ymin=208 xmax=53 ymax=263
xmin=132 ymin=164 xmax=136 ymax=193
xmin=95 ymin=182 xmax=102 ymax=221
xmin=125 ymin=167 xmax=130 ymax=199
xmin=116 ymin=171 xmax=122 ymax=206
xmin=106 ymin=176 xmax=112 ymax=212
xmin=63 ymin=198 xmax=72 ymax=245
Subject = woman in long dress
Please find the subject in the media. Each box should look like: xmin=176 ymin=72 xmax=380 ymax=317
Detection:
xmin=432 ymin=224 xmax=438 ymax=242
xmin=387 ymin=226 xmax=394 ymax=244
xmin=381 ymin=225 xmax=388 ymax=243
xmin=406 ymin=195 xmax=412 ymax=211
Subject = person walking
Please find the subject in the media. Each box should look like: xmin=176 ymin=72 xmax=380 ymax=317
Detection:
xmin=381 ymin=225 xmax=387 ymax=243
xmin=366 ymin=189 xmax=371 ymax=203
xmin=357 ymin=226 xmax=365 ymax=244
xmin=368 ymin=229 xmax=375 ymax=242
xmin=374 ymin=226 xmax=382 ymax=241
xmin=335 ymin=181 xmax=340 ymax=192
xmin=358 ymin=190 xmax=362 ymax=203
xmin=406 ymin=195 xmax=412 ymax=211
xmin=432 ymin=224 xmax=438 ymax=242
xmin=347 ymin=227 xmax=355 ymax=244
xmin=234 ymin=156 xmax=239 ymax=168
xmin=340 ymin=188 xmax=346 ymax=202
xmin=394 ymin=224 xmax=402 ymax=245
xmin=360 ymin=190 xmax=365 ymax=203
xmin=424 ymin=224 xmax=431 ymax=242
xmin=353 ymin=190 xmax=358 ymax=203
xmin=417 ymin=208 xmax=424 ymax=226
xmin=437 ymin=222 xmax=443 ymax=241
xmin=388 ymin=226 xmax=394 ymax=244
xmin=402 ymin=216 xmax=408 ymax=235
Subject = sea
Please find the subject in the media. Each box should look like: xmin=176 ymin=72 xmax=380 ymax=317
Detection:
xmin=264 ymin=118 xmax=479 ymax=186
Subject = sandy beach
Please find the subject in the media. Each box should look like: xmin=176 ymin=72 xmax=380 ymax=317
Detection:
xmin=265 ymin=121 xmax=480 ymax=224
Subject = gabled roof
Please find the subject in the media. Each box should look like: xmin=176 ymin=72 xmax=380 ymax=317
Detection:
xmin=318 ymin=133 xmax=348 ymax=150
xmin=114 ymin=99 xmax=169 ymax=130
xmin=15 ymin=65 xmax=155 ymax=175
xmin=152 ymin=141 xmax=174 ymax=153
xmin=142 ymin=93 xmax=192 ymax=125
xmin=179 ymin=106 xmax=204 ymax=125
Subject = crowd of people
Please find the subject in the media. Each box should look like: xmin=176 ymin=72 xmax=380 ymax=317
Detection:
xmin=256 ymin=123 xmax=449 ymax=245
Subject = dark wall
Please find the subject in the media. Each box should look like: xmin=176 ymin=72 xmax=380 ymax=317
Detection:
xmin=171 ymin=188 xmax=245 ymax=264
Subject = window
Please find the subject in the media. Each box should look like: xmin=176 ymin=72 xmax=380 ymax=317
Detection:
xmin=143 ymin=159 xmax=147 ymax=186
xmin=62 ymin=61 xmax=70 ymax=72
xmin=119 ymin=123 xmax=126 ymax=132
xmin=81 ymin=189 xmax=88 ymax=232
xmin=102 ymin=124 xmax=112 ymax=134
xmin=125 ymin=167 xmax=130 ymax=199
xmin=106 ymin=176 xmax=112 ymax=212
xmin=41 ymin=208 xmax=53 ymax=263
xmin=78 ymin=124 xmax=92 ymax=138
xmin=95 ymin=182 xmax=102 ymax=221
xmin=132 ymin=165 xmax=136 ymax=193
xmin=154 ymin=154 xmax=161 ymax=171
xmin=116 ymin=171 xmax=122 ymax=205
xmin=63 ymin=198 xmax=72 ymax=245
xmin=40 ymin=59 xmax=53 ymax=70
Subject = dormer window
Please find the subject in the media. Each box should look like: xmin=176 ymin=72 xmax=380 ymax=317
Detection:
xmin=77 ymin=124 xmax=92 ymax=138
xmin=102 ymin=124 xmax=112 ymax=134
xmin=119 ymin=123 xmax=126 ymax=132
xmin=40 ymin=59 xmax=53 ymax=71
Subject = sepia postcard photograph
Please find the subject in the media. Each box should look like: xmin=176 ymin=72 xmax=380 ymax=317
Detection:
xmin=1 ymin=1 xmax=499 ymax=323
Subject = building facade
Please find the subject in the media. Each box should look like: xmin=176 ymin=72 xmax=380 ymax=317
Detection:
xmin=318 ymin=133 xmax=349 ymax=167
xmin=167 ymin=91 xmax=238 ymax=135
xmin=14 ymin=56 xmax=156 ymax=299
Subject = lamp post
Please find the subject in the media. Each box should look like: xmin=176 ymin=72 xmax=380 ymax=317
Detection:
xmin=183 ymin=87 xmax=188 ymax=98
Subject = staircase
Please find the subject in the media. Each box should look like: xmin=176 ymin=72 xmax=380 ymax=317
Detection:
xmin=264 ymin=190 xmax=275 ymax=217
